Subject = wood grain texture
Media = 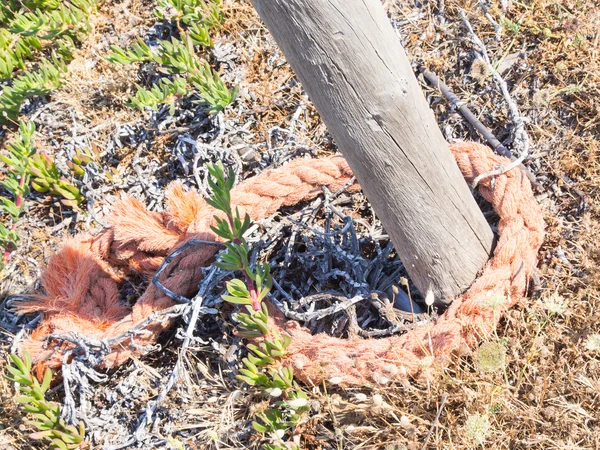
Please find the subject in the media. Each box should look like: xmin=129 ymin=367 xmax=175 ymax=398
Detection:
xmin=250 ymin=0 xmax=494 ymax=304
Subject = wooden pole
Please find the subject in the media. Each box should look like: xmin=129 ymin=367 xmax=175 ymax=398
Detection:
xmin=249 ymin=0 xmax=494 ymax=305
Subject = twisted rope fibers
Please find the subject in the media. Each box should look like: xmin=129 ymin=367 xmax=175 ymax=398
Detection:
xmin=18 ymin=142 xmax=544 ymax=386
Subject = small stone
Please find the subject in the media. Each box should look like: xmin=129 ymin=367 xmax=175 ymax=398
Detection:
xmin=328 ymin=376 xmax=343 ymax=385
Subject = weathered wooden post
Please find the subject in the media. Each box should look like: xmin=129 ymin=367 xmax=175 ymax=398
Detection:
xmin=249 ymin=0 xmax=494 ymax=304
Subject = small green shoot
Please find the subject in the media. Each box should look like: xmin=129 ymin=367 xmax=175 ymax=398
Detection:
xmin=206 ymin=162 xmax=309 ymax=449
xmin=5 ymin=352 xmax=86 ymax=449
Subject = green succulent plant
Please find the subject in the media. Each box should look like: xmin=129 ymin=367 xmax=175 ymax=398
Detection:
xmin=1 ymin=120 xmax=90 ymax=271
xmin=5 ymin=352 xmax=86 ymax=449
xmin=106 ymin=0 xmax=235 ymax=115
xmin=0 ymin=0 xmax=97 ymax=123
xmin=206 ymin=162 xmax=309 ymax=449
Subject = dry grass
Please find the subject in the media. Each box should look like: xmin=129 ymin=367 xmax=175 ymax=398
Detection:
xmin=1 ymin=0 xmax=600 ymax=448
xmin=221 ymin=1 xmax=330 ymax=149
xmin=53 ymin=0 xmax=151 ymax=128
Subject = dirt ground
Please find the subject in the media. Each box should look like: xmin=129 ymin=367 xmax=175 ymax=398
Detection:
xmin=1 ymin=0 xmax=600 ymax=449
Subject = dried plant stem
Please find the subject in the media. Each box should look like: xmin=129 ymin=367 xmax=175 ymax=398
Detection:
xmin=283 ymin=293 xmax=366 ymax=322
xmin=420 ymin=393 xmax=448 ymax=450
xmin=420 ymin=68 xmax=540 ymax=190
xmin=460 ymin=9 xmax=531 ymax=189
xmin=135 ymin=266 xmax=218 ymax=440
xmin=479 ymin=0 xmax=503 ymax=41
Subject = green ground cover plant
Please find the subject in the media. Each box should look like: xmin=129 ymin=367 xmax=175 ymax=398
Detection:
xmin=0 ymin=0 xmax=98 ymax=124
xmin=0 ymin=121 xmax=94 ymax=271
xmin=5 ymin=352 xmax=86 ymax=449
xmin=107 ymin=0 xmax=237 ymax=114
xmin=207 ymin=162 xmax=307 ymax=450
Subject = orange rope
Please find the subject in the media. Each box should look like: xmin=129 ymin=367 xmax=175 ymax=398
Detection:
xmin=19 ymin=143 xmax=544 ymax=385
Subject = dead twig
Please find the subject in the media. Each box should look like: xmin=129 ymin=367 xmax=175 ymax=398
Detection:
xmin=284 ymin=293 xmax=367 ymax=322
xmin=479 ymin=0 xmax=502 ymax=41
xmin=460 ymin=9 xmax=531 ymax=189
xmin=420 ymin=68 xmax=541 ymax=191
xmin=44 ymin=304 xmax=187 ymax=361
xmin=420 ymin=392 xmax=448 ymax=450
xmin=135 ymin=266 xmax=219 ymax=441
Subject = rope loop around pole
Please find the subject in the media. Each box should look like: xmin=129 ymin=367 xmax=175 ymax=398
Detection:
xmin=18 ymin=142 xmax=544 ymax=385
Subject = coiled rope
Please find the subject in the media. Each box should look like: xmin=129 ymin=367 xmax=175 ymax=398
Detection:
xmin=19 ymin=142 xmax=544 ymax=386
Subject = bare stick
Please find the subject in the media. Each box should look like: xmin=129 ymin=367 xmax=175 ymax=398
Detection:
xmin=420 ymin=68 xmax=540 ymax=190
xmin=479 ymin=0 xmax=502 ymax=41
xmin=460 ymin=9 xmax=531 ymax=188
xmin=420 ymin=393 xmax=448 ymax=450
xmin=45 ymin=303 xmax=205 ymax=355
xmin=284 ymin=294 xmax=367 ymax=322
xmin=135 ymin=266 xmax=218 ymax=440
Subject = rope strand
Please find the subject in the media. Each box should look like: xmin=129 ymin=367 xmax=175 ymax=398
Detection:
xmin=18 ymin=143 xmax=543 ymax=385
